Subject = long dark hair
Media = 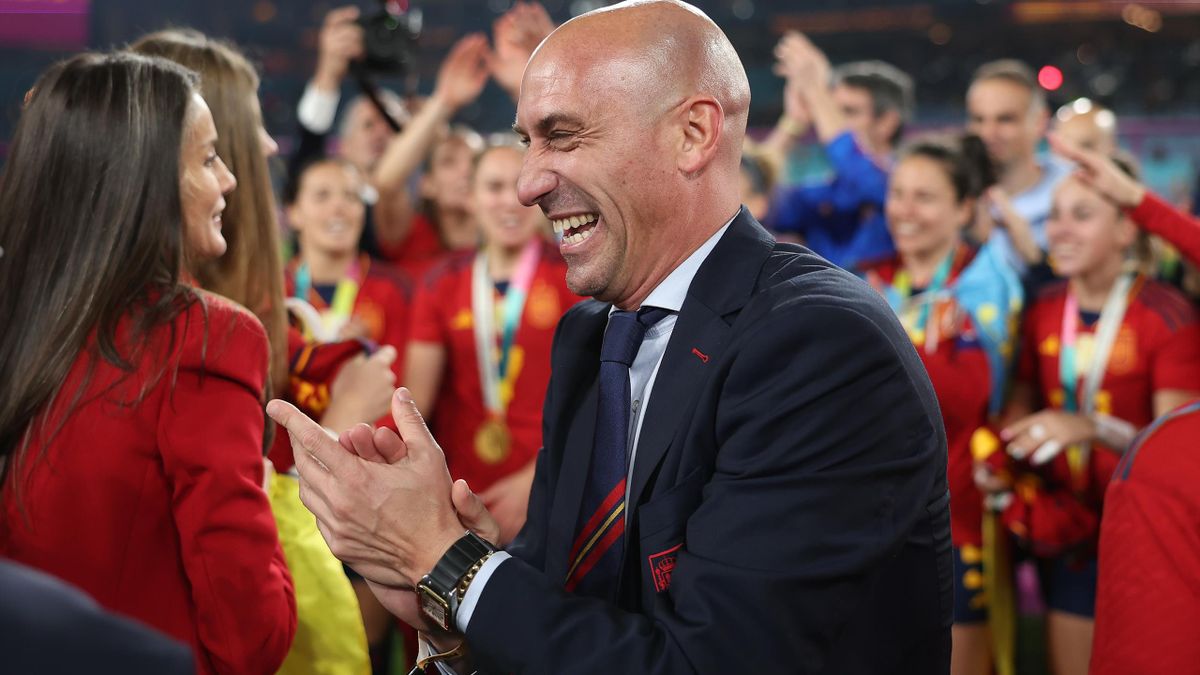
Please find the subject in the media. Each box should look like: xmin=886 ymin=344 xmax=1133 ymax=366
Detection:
xmin=0 ymin=52 xmax=200 ymax=477
xmin=130 ymin=30 xmax=290 ymax=393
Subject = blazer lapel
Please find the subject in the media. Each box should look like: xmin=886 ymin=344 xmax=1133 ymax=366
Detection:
xmin=626 ymin=209 xmax=777 ymax=511
xmin=544 ymin=302 xmax=607 ymax=581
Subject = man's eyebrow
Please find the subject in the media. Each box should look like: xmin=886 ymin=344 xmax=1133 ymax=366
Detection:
xmin=513 ymin=113 xmax=585 ymax=139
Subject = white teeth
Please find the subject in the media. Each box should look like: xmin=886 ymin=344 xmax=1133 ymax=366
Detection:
xmin=562 ymin=222 xmax=598 ymax=246
xmin=551 ymin=213 xmax=598 ymax=234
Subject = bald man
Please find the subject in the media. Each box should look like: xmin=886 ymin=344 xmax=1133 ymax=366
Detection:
xmin=1054 ymin=98 xmax=1119 ymax=157
xmin=269 ymin=2 xmax=952 ymax=673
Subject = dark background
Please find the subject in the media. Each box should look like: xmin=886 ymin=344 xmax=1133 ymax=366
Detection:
xmin=3 ymin=0 xmax=1199 ymax=195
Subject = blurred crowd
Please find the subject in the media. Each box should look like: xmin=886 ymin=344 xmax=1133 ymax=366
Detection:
xmin=2 ymin=2 xmax=1199 ymax=674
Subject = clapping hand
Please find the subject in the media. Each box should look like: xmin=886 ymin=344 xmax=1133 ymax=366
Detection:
xmin=491 ymin=2 xmax=555 ymax=101
xmin=432 ymin=33 xmax=493 ymax=114
xmin=314 ymin=6 xmax=365 ymax=92
xmin=268 ymin=389 xmax=500 ymax=630
xmin=773 ymin=31 xmax=831 ymax=96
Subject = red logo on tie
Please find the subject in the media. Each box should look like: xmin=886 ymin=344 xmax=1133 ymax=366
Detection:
xmin=691 ymin=347 xmax=709 ymax=363
xmin=648 ymin=543 xmax=683 ymax=593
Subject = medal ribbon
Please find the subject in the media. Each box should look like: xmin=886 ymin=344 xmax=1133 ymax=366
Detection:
xmin=292 ymin=256 xmax=364 ymax=341
xmin=1058 ymin=272 xmax=1135 ymax=490
xmin=892 ymin=245 xmax=958 ymax=353
xmin=472 ymin=240 xmax=542 ymax=417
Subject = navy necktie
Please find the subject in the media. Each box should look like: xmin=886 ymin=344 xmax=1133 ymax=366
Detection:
xmin=566 ymin=306 xmax=670 ymax=598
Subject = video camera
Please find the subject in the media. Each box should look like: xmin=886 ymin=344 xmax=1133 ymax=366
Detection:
xmin=357 ymin=0 xmax=421 ymax=76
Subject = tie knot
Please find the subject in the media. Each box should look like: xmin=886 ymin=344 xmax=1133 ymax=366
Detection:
xmin=600 ymin=307 xmax=670 ymax=367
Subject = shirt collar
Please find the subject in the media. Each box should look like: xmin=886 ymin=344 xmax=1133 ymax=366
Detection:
xmin=610 ymin=210 xmax=738 ymax=315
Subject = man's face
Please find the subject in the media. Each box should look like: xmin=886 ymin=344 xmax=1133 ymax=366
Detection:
xmin=514 ymin=50 xmax=676 ymax=303
xmin=966 ymin=79 xmax=1045 ymax=169
xmin=339 ymin=99 xmax=394 ymax=173
xmin=833 ymin=84 xmax=876 ymax=144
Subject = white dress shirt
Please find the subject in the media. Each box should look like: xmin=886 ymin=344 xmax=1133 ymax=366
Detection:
xmin=454 ymin=215 xmax=736 ymax=634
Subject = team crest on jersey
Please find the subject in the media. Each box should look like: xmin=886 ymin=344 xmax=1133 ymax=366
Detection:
xmin=1107 ymin=325 xmax=1138 ymax=375
xmin=527 ymin=280 xmax=562 ymax=330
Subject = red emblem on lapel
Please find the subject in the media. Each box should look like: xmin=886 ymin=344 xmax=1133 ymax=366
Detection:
xmin=648 ymin=543 xmax=683 ymax=593
xmin=691 ymin=347 xmax=709 ymax=363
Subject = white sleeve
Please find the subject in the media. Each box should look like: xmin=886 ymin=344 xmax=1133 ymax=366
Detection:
xmin=296 ymin=82 xmax=341 ymax=135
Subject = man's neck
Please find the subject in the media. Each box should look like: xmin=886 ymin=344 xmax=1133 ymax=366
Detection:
xmin=437 ymin=207 xmax=479 ymax=251
xmin=999 ymin=154 xmax=1043 ymax=196
xmin=303 ymin=247 xmax=356 ymax=284
xmin=1070 ymin=255 xmax=1126 ymax=313
xmin=610 ymin=206 xmax=737 ymax=311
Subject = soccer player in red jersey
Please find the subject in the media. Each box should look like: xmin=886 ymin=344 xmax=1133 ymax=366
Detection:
xmin=406 ymin=143 xmax=581 ymax=544
xmin=1090 ymin=399 xmax=1200 ymax=674
xmin=994 ymin=165 xmax=1200 ymax=675
xmin=284 ymin=157 xmax=413 ymax=377
xmin=865 ymin=133 xmax=1024 ymax=675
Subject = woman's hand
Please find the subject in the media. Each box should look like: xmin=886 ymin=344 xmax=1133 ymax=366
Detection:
xmin=1001 ymin=410 xmax=1098 ymax=466
xmin=320 ymin=346 xmax=398 ymax=432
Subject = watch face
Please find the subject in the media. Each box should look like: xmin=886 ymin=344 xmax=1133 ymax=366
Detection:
xmin=419 ymin=588 xmax=451 ymax=632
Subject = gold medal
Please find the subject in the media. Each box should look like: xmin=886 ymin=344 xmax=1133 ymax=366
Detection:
xmin=474 ymin=418 xmax=512 ymax=465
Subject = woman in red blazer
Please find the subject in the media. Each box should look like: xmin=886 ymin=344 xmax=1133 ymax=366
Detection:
xmin=0 ymin=53 xmax=295 ymax=674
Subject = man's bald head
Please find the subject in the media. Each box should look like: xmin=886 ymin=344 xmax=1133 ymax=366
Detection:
xmin=529 ymin=0 xmax=750 ymax=160
xmin=513 ymin=0 xmax=751 ymax=309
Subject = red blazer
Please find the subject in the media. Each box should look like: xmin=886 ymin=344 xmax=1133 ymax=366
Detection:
xmin=1 ymin=293 xmax=296 ymax=675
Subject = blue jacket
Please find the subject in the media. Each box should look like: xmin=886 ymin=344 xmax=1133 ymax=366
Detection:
xmin=769 ymin=131 xmax=894 ymax=271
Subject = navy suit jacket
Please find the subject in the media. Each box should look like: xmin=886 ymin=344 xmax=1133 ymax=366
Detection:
xmin=0 ymin=559 xmax=194 ymax=674
xmin=465 ymin=209 xmax=953 ymax=674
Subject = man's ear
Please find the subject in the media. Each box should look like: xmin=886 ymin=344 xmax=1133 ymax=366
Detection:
xmin=677 ymin=95 xmax=724 ymax=175
xmin=876 ymin=109 xmax=902 ymax=148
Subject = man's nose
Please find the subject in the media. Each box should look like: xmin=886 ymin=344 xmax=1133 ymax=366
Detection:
xmin=517 ymin=152 xmax=557 ymax=208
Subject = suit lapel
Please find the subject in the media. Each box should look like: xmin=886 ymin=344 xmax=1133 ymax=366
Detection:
xmin=627 ymin=209 xmax=777 ymax=512
xmin=544 ymin=302 xmax=607 ymax=581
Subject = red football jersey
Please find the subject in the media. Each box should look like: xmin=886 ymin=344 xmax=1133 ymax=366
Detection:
xmin=284 ymin=254 xmax=412 ymax=378
xmin=1017 ymin=278 xmax=1200 ymax=504
xmin=1091 ymin=400 xmax=1200 ymax=674
xmin=866 ymin=249 xmax=994 ymax=547
xmin=409 ymin=241 xmax=580 ymax=492
xmin=377 ymin=212 xmax=448 ymax=281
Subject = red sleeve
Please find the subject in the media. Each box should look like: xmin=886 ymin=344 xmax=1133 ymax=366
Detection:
xmin=158 ymin=299 xmax=296 ymax=674
xmin=1129 ymin=192 xmax=1200 ymax=268
xmin=1092 ymin=413 xmax=1200 ymax=673
xmin=409 ymin=269 xmax=450 ymax=345
xmin=1149 ymin=300 xmax=1200 ymax=394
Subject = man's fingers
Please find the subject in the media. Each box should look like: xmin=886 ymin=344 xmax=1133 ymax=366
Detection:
xmin=452 ymin=479 xmax=501 ymax=546
xmin=267 ymin=398 xmax=353 ymax=480
xmin=372 ymin=425 xmax=410 ymax=464
xmin=297 ymin=475 xmax=337 ymax=529
xmin=324 ymin=5 xmax=361 ymax=27
xmin=348 ymin=423 xmax=385 ymax=462
xmin=390 ymin=388 xmax=442 ymax=462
